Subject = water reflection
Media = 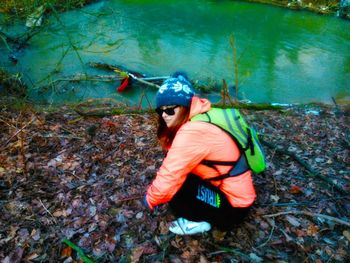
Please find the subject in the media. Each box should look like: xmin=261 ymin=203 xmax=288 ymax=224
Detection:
xmin=0 ymin=0 xmax=349 ymax=105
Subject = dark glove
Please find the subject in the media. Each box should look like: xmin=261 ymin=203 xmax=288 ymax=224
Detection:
xmin=143 ymin=194 xmax=153 ymax=211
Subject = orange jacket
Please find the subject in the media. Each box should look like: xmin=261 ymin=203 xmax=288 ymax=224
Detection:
xmin=146 ymin=97 xmax=256 ymax=209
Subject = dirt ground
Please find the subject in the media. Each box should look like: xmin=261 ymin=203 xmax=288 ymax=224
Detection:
xmin=0 ymin=102 xmax=349 ymax=262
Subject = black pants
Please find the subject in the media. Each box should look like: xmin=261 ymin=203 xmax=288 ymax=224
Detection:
xmin=169 ymin=174 xmax=251 ymax=230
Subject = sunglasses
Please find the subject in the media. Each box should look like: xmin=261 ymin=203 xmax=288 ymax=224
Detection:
xmin=156 ymin=106 xmax=179 ymax=116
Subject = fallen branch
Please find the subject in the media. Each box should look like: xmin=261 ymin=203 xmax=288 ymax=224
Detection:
xmin=38 ymin=74 xmax=120 ymax=89
xmin=127 ymin=72 xmax=160 ymax=89
xmin=262 ymin=139 xmax=348 ymax=195
xmin=207 ymin=244 xmax=251 ymax=261
xmin=261 ymin=196 xmax=349 ymax=207
xmin=0 ymin=27 xmax=41 ymax=50
xmin=263 ymin=210 xmax=350 ymax=227
xmin=89 ymin=62 xmax=163 ymax=89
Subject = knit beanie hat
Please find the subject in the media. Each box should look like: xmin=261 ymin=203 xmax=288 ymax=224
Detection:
xmin=156 ymin=73 xmax=195 ymax=108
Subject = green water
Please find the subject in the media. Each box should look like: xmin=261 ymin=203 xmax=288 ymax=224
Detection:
xmin=0 ymin=0 xmax=349 ymax=106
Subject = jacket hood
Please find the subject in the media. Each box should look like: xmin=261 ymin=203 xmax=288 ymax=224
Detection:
xmin=189 ymin=96 xmax=211 ymax=119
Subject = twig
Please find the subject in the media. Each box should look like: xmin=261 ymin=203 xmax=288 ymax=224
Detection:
xmin=18 ymin=126 xmax=27 ymax=175
xmin=256 ymin=219 xmax=275 ymax=248
xmin=0 ymin=116 xmax=16 ymax=128
xmin=208 ymin=244 xmax=251 ymax=261
xmin=59 ymin=126 xmax=81 ymax=138
xmin=208 ymin=250 xmax=229 ymax=256
xmin=144 ymin=92 xmax=153 ymax=110
xmin=229 ymin=33 xmax=239 ymax=101
xmin=100 ymin=142 xmax=122 ymax=160
xmin=223 ymin=79 xmax=234 ymax=106
xmin=0 ymin=117 xmax=36 ymax=150
xmin=39 ymin=199 xmax=57 ymax=224
xmin=262 ymin=139 xmax=348 ymax=195
xmin=0 ymin=33 xmax=13 ymax=52
xmin=263 ymin=210 xmax=350 ymax=227
xmin=1 ymin=27 xmax=41 ymax=50
xmin=128 ymin=73 xmax=160 ymax=89
xmin=116 ymin=195 xmax=143 ymax=203
xmin=218 ymin=79 xmax=234 ymax=107
xmin=260 ymin=196 xmax=349 ymax=207
xmin=272 ymin=167 xmax=278 ymax=195
xmin=137 ymin=91 xmax=153 ymax=110
xmin=331 ymin=96 xmax=342 ymax=116
xmin=42 ymin=134 xmax=83 ymax=140
xmin=48 ymin=3 xmax=85 ymax=68
xmin=89 ymin=62 xmax=162 ymax=89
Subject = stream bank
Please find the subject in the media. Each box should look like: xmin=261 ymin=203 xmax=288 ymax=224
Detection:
xmin=0 ymin=101 xmax=349 ymax=262
xmin=1 ymin=0 xmax=348 ymax=19
xmin=249 ymin=0 xmax=350 ymax=18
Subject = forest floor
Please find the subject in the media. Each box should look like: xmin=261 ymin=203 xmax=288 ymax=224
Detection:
xmin=0 ymin=100 xmax=349 ymax=263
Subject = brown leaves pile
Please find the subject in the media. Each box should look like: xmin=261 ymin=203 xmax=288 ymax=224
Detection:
xmin=0 ymin=105 xmax=349 ymax=262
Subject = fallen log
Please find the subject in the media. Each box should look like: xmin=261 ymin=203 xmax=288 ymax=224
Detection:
xmin=262 ymin=139 xmax=349 ymax=196
xmin=263 ymin=210 xmax=350 ymax=227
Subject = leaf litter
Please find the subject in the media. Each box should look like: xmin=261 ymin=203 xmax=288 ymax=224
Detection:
xmin=0 ymin=104 xmax=349 ymax=262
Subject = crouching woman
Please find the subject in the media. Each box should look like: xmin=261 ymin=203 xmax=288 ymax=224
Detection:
xmin=144 ymin=73 xmax=256 ymax=235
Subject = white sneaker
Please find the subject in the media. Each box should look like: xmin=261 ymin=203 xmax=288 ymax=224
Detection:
xmin=169 ymin=218 xmax=211 ymax=235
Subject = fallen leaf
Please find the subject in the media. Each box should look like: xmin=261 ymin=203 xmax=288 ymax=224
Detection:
xmin=88 ymin=206 xmax=96 ymax=217
xmin=26 ymin=253 xmax=39 ymax=260
xmin=296 ymin=229 xmax=306 ymax=237
xmin=158 ymin=221 xmax=168 ymax=235
xmin=61 ymin=246 xmax=72 ymax=258
xmin=7 ymin=226 xmax=19 ymax=241
xmin=307 ymin=224 xmax=319 ymax=236
xmin=289 ymin=185 xmax=303 ymax=194
xmin=53 ymin=210 xmax=63 ymax=217
xmin=130 ymin=246 xmax=144 ymax=263
xmin=102 ymin=120 xmax=116 ymax=128
xmin=3 ymin=247 xmax=24 ymax=263
xmin=199 ymin=254 xmax=209 ymax=263
xmin=180 ymin=250 xmax=191 ymax=261
xmin=105 ymin=237 xmax=116 ymax=253
xmin=285 ymin=215 xmax=300 ymax=227
xmin=30 ymin=228 xmax=41 ymax=241
xmin=212 ymin=229 xmax=226 ymax=241
xmin=18 ymin=228 xmax=29 ymax=240
xmin=249 ymin=252 xmax=263 ymax=263
xmin=270 ymin=195 xmax=280 ymax=203
xmin=135 ymin=212 xmax=143 ymax=219
xmin=169 ymin=255 xmax=183 ymax=263
xmin=273 ymin=170 xmax=283 ymax=176
xmin=343 ymin=230 xmax=350 ymax=241
xmin=142 ymin=243 xmax=158 ymax=255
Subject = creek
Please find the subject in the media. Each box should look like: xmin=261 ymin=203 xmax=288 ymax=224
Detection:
xmin=0 ymin=0 xmax=349 ymax=106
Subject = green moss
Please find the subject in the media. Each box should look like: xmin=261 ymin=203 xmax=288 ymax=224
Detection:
xmin=0 ymin=68 xmax=27 ymax=97
xmin=212 ymin=101 xmax=285 ymax=111
xmin=0 ymin=0 xmax=96 ymax=19
xmin=245 ymin=0 xmax=339 ymax=14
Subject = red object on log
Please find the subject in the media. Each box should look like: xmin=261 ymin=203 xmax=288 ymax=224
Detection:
xmin=117 ymin=77 xmax=129 ymax=92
